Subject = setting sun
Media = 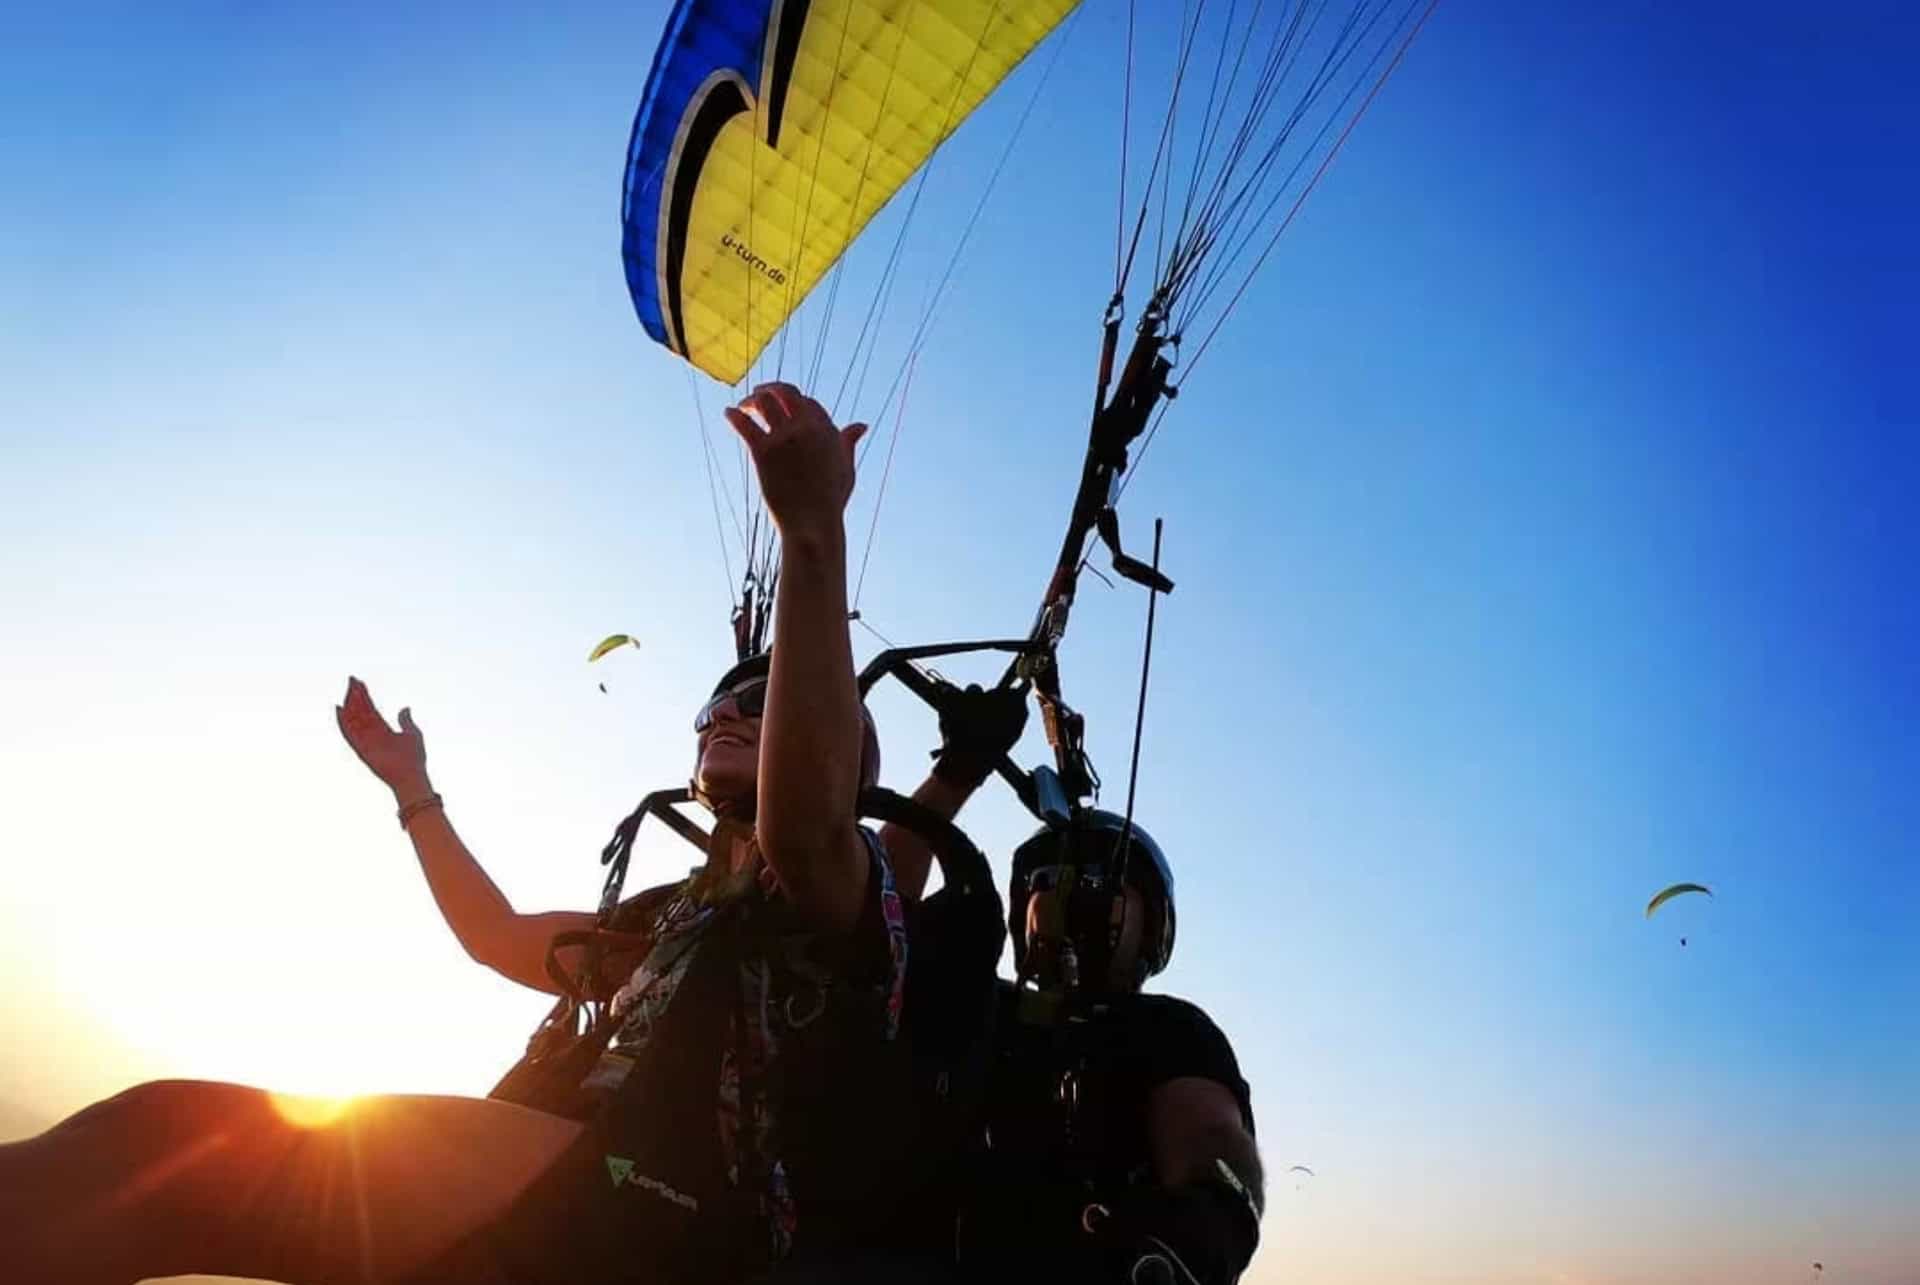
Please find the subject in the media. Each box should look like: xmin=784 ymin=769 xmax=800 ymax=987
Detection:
xmin=267 ymin=1093 xmax=358 ymax=1130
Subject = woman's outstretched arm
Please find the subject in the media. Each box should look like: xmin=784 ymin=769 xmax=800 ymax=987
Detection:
xmin=337 ymin=677 xmax=592 ymax=993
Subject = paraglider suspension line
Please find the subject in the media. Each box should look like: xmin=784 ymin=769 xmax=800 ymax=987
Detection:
xmin=853 ymin=353 xmax=917 ymax=610
xmin=1179 ymin=0 xmax=1441 ymax=381
xmin=1115 ymin=0 xmax=1136 ymax=290
xmin=686 ymin=367 xmax=740 ymax=606
xmin=1115 ymin=517 xmax=1165 ymax=899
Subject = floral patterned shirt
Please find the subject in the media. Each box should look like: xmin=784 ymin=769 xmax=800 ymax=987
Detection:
xmin=595 ymin=828 xmax=909 ymax=1268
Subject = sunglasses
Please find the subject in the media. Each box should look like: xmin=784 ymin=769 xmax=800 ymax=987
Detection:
xmin=694 ymin=678 xmax=768 ymax=733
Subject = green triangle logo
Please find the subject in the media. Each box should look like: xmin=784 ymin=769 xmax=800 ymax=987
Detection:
xmin=605 ymin=1155 xmax=635 ymax=1188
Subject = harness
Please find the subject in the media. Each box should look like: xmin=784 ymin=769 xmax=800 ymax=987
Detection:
xmin=488 ymin=786 xmax=1005 ymax=1270
xmin=961 ymin=984 xmax=1145 ymax=1268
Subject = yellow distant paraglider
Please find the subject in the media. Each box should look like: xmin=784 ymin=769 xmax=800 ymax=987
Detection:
xmin=1645 ymin=883 xmax=1711 ymax=918
xmin=589 ymin=633 xmax=641 ymax=692
xmin=1646 ymin=883 xmax=1712 ymax=947
xmin=588 ymin=633 xmax=641 ymax=663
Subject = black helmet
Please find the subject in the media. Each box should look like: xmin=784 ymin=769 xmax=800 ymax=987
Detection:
xmin=1009 ymin=809 xmax=1175 ymax=991
xmin=708 ymin=653 xmax=770 ymax=695
xmin=702 ymin=653 xmax=881 ymax=791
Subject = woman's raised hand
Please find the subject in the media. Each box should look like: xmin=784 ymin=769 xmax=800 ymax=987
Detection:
xmin=725 ymin=382 xmax=867 ymax=540
xmin=335 ymin=676 xmax=430 ymax=798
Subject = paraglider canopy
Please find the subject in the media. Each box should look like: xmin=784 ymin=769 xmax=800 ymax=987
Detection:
xmin=589 ymin=633 xmax=642 ymax=692
xmin=588 ymin=633 xmax=641 ymax=663
xmin=1644 ymin=883 xmax=1712 ymax=918
xmin=622 ymin=0 xmax=1076 ymax=383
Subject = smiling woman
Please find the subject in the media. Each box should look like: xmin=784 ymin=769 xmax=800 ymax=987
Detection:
xmin=0 ymin=380 xmax=957 ymax=1285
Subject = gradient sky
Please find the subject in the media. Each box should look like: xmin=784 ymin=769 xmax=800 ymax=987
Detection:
xmin=2 ymin=3 xmax=1915 ymax=1283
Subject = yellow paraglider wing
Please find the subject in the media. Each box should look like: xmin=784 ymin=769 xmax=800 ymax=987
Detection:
xmin=589 ymin=634 xmax=640 ymax=663
xmin=621 ymin=0 xmax=1077 ymax=383
xmin=1644 ymin=882 xmax=1712 ymax=919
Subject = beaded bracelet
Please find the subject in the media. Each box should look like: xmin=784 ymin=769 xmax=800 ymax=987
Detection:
xmin=397 ymin=792 xmax=445 ymax=829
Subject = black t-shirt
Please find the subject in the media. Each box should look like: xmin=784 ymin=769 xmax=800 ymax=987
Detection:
xmin=545 ymin=831 xmax=922 ymax=1279
xmin=475 ymin=833 xmax=1001 ymax=1285
xmin=963 ymin=981 xmax=1254 ymax=1264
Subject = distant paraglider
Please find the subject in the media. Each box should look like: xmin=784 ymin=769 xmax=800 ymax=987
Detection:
xmin=1288 ymin=1164 xmax=1316 ymax=1190
xmin=589 ymin=633 xmax=641 ymax=663
xmin=1645 ymin=883 xmax=1711 ymax=918
xmin=589 ymin=633 xmax=642 ymax=692
xmin=1646 ymin=882 xmax=1712 ymax=947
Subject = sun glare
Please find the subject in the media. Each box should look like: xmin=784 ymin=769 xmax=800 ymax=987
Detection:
xmin=268 ymin=1092 xmax=359 ymax=1129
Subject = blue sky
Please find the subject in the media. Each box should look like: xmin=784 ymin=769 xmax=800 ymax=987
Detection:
xmin=2 ymin=3 xmax=1915 ymax=1282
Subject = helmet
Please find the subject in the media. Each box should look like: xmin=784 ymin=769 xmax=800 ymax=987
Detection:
xmin=704 ymin=653 xmax=881 ymax=792
xmin=1009 ymin=809 xmax=1175 ymax=991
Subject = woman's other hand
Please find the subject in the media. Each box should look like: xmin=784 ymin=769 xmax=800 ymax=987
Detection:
xmin=336 ymin=676 xmax=431 ymax=799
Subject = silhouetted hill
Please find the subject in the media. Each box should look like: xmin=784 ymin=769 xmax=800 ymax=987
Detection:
xmin=5 ymin=1103 xmax=276 ymax=1281
xmin=0 ymin=1097 xmax=52 ymax=1141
